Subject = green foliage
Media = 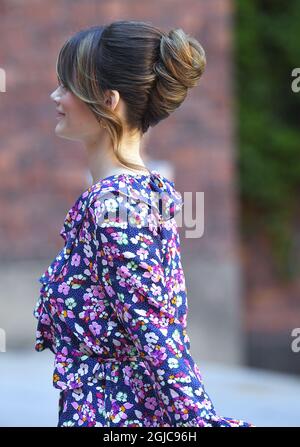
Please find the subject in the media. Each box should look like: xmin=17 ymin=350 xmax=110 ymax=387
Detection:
xmin=234 ymin=0 xmax=300 ymax=279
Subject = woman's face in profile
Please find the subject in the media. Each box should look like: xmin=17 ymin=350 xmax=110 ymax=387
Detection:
xmin=49 ymin=84 xmax=102 ymax=142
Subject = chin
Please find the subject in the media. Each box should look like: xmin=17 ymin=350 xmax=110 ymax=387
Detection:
xmin=55 ymin=124 xmax=72 ymax=140
xmin=55 ymin=128 xmax=66 ymax=138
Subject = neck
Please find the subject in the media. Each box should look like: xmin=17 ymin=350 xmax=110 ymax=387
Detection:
xmin=84 ymin=130 xmax=148 ymax=185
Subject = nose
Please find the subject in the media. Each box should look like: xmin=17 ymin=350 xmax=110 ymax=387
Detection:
xmin=49 ymin=87 xmax=60 ymax=102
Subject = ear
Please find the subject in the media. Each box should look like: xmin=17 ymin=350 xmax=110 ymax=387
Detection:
xmin=105 ymin=89 xmax=120 ymax=111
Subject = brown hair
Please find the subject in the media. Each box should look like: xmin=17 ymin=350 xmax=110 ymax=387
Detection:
xmin=56 ymin=20 xmax=206 ymax=172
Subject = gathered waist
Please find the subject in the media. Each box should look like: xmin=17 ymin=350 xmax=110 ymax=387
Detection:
xmin=94 ymin=356 xmax=140 ymax=363
xmin=53 ymin=353 xmax=146 ymax=391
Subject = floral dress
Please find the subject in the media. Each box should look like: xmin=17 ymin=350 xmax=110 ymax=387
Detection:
xmin=33 ymin=170 xmax=255 ymax=427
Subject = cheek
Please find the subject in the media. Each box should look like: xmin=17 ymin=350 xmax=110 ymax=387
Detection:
xmin=61 ymin=93 xmax=80 ymax=115
xmin=63 ymin=93 xmax=98 ymax=126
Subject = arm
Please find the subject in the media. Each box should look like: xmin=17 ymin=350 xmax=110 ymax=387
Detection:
xmin=95 ymin=193 xmax=216 ymax=426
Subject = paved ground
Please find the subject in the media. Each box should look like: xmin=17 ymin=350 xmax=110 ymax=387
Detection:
xmin=1 ymin=350 xmax=300 ymax=427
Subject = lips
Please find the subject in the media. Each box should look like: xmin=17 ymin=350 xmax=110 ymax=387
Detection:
xmin=56 ymin=111 xmax=65 ymax=121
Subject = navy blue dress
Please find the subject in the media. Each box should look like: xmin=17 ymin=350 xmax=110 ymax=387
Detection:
xmin=33 ymin=170 xmax=255 ymax=427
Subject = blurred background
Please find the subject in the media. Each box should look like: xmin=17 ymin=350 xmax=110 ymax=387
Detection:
xmin=1 ymin=0 xmax=300 ymax=426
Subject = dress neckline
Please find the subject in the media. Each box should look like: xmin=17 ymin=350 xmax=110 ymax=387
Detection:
xmin=91 ymin=170 xmax=154 ymax=187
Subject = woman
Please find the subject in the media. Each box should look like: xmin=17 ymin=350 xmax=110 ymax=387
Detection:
xmin=33 ymin=20 xmax=255 ymax=427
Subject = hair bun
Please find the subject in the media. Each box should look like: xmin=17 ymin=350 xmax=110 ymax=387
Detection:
xmin=158 ymin=28 xmax=206 ymax=89
xmin=143 ymin=27 xmax=206 ymax=132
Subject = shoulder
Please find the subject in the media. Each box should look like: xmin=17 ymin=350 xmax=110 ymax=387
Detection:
xmin=82 ymin=170 xmax=183 ymax=231
xmin=86 ymin=174 xmax=161 ymax=230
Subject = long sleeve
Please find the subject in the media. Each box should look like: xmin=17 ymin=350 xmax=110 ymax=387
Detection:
xmin=94 ymin=192 xmax=218 ymax=427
